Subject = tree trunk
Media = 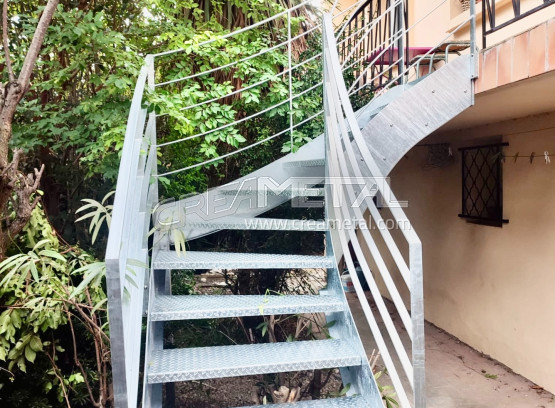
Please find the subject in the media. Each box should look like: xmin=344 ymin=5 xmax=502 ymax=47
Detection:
xmin=0 ymin=0 xmax=59 ymax=257
xmin=0 ymin=115 xmax=12 ymax=168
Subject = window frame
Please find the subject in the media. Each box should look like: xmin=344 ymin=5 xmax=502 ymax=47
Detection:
xmin=458 ymin=142 xmax=509 ymax=227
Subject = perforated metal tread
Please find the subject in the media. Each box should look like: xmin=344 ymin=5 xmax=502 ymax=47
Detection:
xmin=283 ymin=159 xmax=325 ymax=168
xmin=182 ymin=217 xmax=328 ymax=231
xmin=147 ymin=339 xmax=360 ymax=383
xmin=150 ymin=294 xmax=344 ymax=321
xmin=244 ymin=396 xmax=368 ymax=408
xmin=152 ymin=250 xmax=335 ymax=270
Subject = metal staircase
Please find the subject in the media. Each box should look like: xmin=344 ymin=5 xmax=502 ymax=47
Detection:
xmin=105 ymin=1 xmax=478 ymax=407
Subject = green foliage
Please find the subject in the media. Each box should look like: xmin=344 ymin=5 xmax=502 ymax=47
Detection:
xmin=1 ymin=1 xmax=143 ymax=245
xmin=325 ymin=382 xmax=351 ymax=398
xmin=0 ymin=207 xmax=109 ymax=405
xmin=9 ymin=3 xmax=142 ymax=180
xmin=4 ymin=0 xmax=329 ymax=242
xmin=375 ymin=370 xmax=400 ymax=408
xmin=17 ymin=204 xmax=58 ymax=253
xmin=0 ymin=0 xmax=346 ymax=405
xmin=145 ymin=0 xmax=325 ymax=194
xmin=75 ymin=191 xmax=114 ymax=245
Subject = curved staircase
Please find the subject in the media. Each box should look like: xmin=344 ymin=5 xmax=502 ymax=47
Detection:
xmin=105 ymin=1 xmax=478 ymax=407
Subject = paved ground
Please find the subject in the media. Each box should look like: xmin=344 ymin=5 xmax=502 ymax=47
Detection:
xmin=346 ymin=292 xmax=555 ymax=408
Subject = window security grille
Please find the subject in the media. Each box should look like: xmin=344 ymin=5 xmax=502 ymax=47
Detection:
xmin=459 ymin=143 xmax=508 ymax=226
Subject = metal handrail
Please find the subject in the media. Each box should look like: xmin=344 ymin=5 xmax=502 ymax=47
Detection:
xmin=346 ymin=0 xmax=449 ymax=91
xmin=323 ymin=13 xmax=425 ymax=408
xmin=341 ymin=13 xmax=406 ymax=73
xmin=338 ymin=0 xmax=409 ymax=91
xmin=334 ymin=0 xmax=374 ymax=39
xmin=105 ymin=56 xmax=157 ymax=408
xmin=325 ymin=76 xmax=414 ymax=379
xmin=154 ymin=53 xmax=323 ymax=115
xmin=331 ymin=0 xmax=368 ymax=26
xmin=150 ymin=0 xmax=384 ymax=177
xmin=150 ymin=4 xmax=330 ymax=170
xmin=154 ymin=0 xmax=361 ymax=88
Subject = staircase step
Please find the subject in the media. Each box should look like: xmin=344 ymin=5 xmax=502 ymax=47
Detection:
xmin=150 ymin=294 xmax=344 ymax=321
xmin=182 ymin=217 xmax=328 ymax=231
xmin=220 ymin=187 xmax=325 ymax=197
xmin=147 ymin=339 xmax=360 ymax=383
xmin=153 ymin=250 xmax=335 ymax=270
xmin=243 ymin=396 xmax=368 ymax=408
xmin=283 ymin=159 xmax=325 ymax=168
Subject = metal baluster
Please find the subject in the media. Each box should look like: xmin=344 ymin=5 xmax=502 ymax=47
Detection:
xmin=287 ymin=9 xmax=294 ymax=151
xmin=512 ymin=0 xmax=520 ymax=18
xmin=482 ymin=0 xmax=487 ymax=47
xmin=470 ymin=0 xmax=477 ymax=81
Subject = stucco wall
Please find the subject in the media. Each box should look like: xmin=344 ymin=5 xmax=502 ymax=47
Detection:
xmin=336 ymin=0 xmax=555 ymax=49
xmin=377 ymin=111 xmax=555 ymax=393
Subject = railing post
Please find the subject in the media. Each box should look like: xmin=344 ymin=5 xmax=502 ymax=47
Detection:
xmin=411 ymin=241 xmax=426 ymax=408
xmin=397 ymin=0 xmax=406 ymax=84
xmin=470 ymin=0 xmax=477 ymax=80
xmin=482 ymin=0 xmax=486 ymax=48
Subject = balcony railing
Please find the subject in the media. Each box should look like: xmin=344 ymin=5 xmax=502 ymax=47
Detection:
xmin=482 ymin=0 xmax=555 ymax=47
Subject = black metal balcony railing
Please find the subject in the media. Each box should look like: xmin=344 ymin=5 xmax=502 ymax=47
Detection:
xmin=339 ymin=0 xmax=408 ymax=91
xmin=482 ymin=0 xmax=555 ymax=48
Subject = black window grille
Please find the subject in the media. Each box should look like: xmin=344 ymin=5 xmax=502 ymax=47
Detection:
xmin=458 ymin=143 xmax=509 ymax=227
xmin=482 ymin=0 xmax=555 ymax=48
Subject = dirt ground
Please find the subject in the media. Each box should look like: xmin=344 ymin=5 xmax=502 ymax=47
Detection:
xmin=425 ymin=324 xmax=555 ymax=408
xmin=174 ymin=369 xmax=345 ymax=407
xmin=347 ymin=292 xmax=555 ymax=408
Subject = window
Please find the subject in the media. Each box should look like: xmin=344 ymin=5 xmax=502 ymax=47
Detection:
xmin=458 ymin=142 xmax=509 ymax=227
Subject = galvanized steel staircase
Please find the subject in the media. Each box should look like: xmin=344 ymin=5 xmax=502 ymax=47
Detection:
xmin=105 ymin=1 xmax=478 ymax=407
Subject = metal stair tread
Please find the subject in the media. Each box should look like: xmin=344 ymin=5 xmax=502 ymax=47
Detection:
xmin=182 ymin=217 xmax=328 ymax=231
xmin=147 ymin=339 xmax=361 ymax=383
xmin=243 ymin=396 xmax=368 ymax=408
xmin=152 ymin=250 xmax=335 ymax=269
xmin=150 ymin=294 xmax=344 ymax=321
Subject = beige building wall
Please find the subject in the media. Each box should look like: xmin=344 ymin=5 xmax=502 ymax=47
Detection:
xmin=410 ymin=0 xmax=555 ymax=48
xmin=449 ymin=0 xmax=555 ymax=47
xmin=372 ymin=111 xmax=555 ymax=394
xmin=336 ymin=0 xmax=555 ymax=49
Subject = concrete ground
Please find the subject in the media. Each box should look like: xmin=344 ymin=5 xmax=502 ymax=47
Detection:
xmin=346 ymin=292 xmax=555 ymax=408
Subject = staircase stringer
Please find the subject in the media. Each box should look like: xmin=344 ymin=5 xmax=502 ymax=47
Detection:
xmin=359 ymin=54 xmax=474 ymax=176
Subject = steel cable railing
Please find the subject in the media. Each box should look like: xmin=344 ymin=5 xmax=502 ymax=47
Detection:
xmin=150 ymin=0 xmax=373 ymax=177
xmin=155 ymin=24 xmax=322 ymax=88
xmin=149 ymin=0 xmax=406 ymax=181
xmin=151 ymin=1 xmax=315 ymax=59
xmin=151 ymin=6 xmax=328 ymax=175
